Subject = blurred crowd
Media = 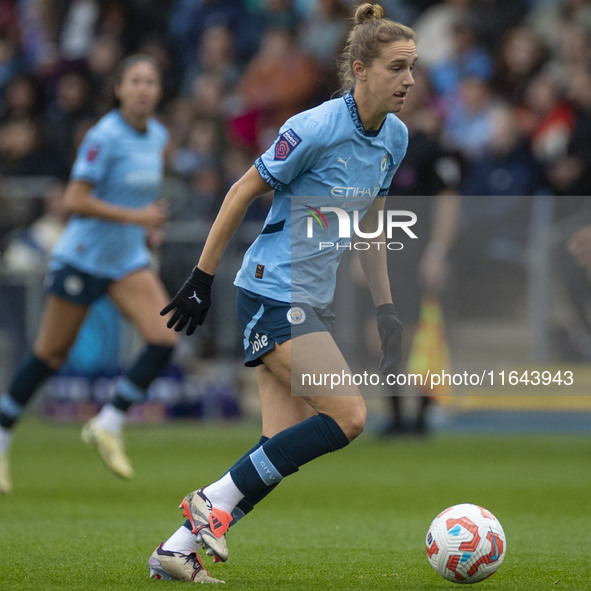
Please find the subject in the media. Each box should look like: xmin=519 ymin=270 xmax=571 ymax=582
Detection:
xmin=1 ymin=0 xmax=591 ymax=360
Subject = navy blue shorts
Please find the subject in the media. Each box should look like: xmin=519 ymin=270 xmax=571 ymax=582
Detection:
xmin=236 ymin=287 xmax=335 ymax=367
xmin=44 ymin=263 xmax=112 ymax=306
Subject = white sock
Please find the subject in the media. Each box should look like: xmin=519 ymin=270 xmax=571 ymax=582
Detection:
xmin=162 ymin=525 xmax=199 ymax=555
xmin=0 ymin=426 xmax=12 ymax=454
xmin=94 ymin=404 xmax=126 ymax=434
xmin=203 ymin=472 xmax=244 ymax=514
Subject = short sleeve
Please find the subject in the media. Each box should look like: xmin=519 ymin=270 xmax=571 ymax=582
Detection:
xmin=70 ymin=127 xmax=112 ymax=185
xmin=255 ymin=113 xmax=325 ymax=191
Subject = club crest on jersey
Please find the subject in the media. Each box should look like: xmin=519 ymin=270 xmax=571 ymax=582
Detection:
xmin=86 ymin=143 xmax=101 ymax=162
xmin=381 ymin=153 xmax=389 ymax=172
xmin=274 ymin=129 xmax=302 ymax=160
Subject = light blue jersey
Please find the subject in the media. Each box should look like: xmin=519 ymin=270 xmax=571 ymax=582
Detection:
xmin=50 ymin=110 xmax=168 ymax=279
xmin=234 ymin=93 xmax=408 ymax=308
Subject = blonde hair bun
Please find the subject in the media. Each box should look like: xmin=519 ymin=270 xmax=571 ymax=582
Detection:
xmin=354 ymin=3 xmax=385 ymax=24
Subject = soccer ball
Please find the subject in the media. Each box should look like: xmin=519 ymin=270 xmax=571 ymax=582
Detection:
xmin=425 ymin=503 xmax=506 ymax=584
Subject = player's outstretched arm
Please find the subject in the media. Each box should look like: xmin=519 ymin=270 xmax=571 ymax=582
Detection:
xmin=161 ymin=166 xmax=271 ymax=335
xmin=197 ymin=166 xmax=271 ymax=275
xmin=63 ymin=180 xmax=168 ymax=229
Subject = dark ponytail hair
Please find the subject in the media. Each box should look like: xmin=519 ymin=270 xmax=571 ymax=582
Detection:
xmin=113 ymin=53 xmax=161 ymax=86
xmin=111 ymin=54 xmax=161 ymax=108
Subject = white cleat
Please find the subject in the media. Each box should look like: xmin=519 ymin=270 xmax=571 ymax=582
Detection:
xmin=149 ymin=543 xmax=225 ymax=583
xmin=0 ymin=452 xmax=12 ymax=494
xmin=81 ymin=418 xmax=134 ymax=479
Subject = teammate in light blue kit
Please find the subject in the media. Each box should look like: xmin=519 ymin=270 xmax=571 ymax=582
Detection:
xmin=0 ymin=55 xmax=178 ymax=493
xmin=151 ymin=4 xmax=417 ymax=583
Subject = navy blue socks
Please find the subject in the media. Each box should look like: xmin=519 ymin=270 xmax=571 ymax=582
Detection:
xmin=230 ymin=413 xmax=349 ymax=498
xmin=111 ymin=344 xmax=174 ymax=411
xmin=0 ymin=354 xmax=55 ymax=428
xmin=182 ymin=415 xmax=349 ymax=532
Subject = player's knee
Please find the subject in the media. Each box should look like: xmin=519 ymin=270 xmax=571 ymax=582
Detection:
xmin=335 ymin=403 xmax=367 ymax=441
xmin=348 ymin=406 xmax=367 ymax=440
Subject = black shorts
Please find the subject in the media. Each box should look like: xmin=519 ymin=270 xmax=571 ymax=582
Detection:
xmin=235 ymin=287 xmax=335 ymax=367
xmin=44 ymin=263 xmax=112 ymax=306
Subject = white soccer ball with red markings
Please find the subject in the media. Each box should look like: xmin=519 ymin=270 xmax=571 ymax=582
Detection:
xmin=425 ymin=503 xmax=506 ymax=584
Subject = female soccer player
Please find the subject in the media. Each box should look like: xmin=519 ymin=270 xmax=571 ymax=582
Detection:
xmin=0 ymin=55 xmax=177 ymax=492
xmin=150 ymin=4 xmax=417 ymax=583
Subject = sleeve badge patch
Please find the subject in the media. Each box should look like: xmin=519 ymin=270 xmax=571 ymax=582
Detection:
xmin=274 ymin=128 xmax=302 ymax=161
xmin=86 ymin=143 xmax=101 ymax=162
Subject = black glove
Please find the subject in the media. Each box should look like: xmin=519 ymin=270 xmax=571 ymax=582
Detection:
xmin=376 ymin=303 xmax=403 ymax=375
xmin=160 ymin=267 xmax=214 ymax=335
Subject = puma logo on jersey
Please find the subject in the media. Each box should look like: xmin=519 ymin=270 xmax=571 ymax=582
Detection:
xmin=337 ymin=156 xmax=350 ymax=169
xmin=188 ymin=291 xmax=202 ymax=303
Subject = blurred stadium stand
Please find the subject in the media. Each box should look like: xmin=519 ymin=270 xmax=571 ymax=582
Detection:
xmin=1 ymin=1 xmax=590 ymax=425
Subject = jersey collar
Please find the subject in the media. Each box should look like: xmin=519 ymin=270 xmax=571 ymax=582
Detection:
xmin=343 ymin=92 xmax=382 ymax=137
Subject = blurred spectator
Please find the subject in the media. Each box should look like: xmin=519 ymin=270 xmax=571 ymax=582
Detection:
xmin=298 ymin=0 xmax=348 ymax=90
xmin=494 ymin=26 xmax=547 ymax=107
xmin=546 ymin=67 xmax=591 ymax=196
xmin=137 ymin=34 xmax=182 ymax=106
xmin=0 ymin=30 xmax=21 ymax=96
xmin=567 ymin=223 xmax=591 ymax=280
xmin=181 ymin=24 xmax=239 ymax=96
xmin=429 ymin=15 xmax=493 ymax=100
xmin=168 ymin=118 xmax=223 ymax=178
xmin=233 ymin=26 xmax=320 ymax=149
xmin=189 ymin=72 xmax=228 ymax=119
xmin=0 ymin=117 xmax=62 ymax=176
xmin=221 ymin=145 xmax=255 ymax=189
xmin=162 ymin=97 xmax=195 ymax=155
xmin=460 ymin=106 xmax=542 ymax=263
xmin=44 ymin=71 xmax=94 ymax=169
xmin=250 ymin=0 xmax=300 ymax=30
xmin=520 ymin=72 xmax=576 ymax=164
xmin=526 ymin=0 xmax=591 ymax=42
xmin=85 ymin=32 xmax=124 ymax=114
xmin=469 ymin=0 xmax=529 ymax=55
xmin=168 ymin=0 xmax=255 ymax=72
xmin=0 ymin=0 xmax=18 ymax=31
xmin=14 ymin=0 xmax=60 ymax=75
xmin=442 ymin=76 xmax=498 ymax=162
xmin=412 ymin=0 xmax=472 ymax=68
xmin=461 ymin=105 xmax=543 ymax=197
xmin=553 ymin=203 xmax=591 ymax=360
xmin=1 ymin=74 xmax=41 ymax=121
xmin=0 ymin=181 xmax=67 ymax=272
xmin=546 ymin=22 xmax=591 ymax=85
xmin=58 ymin=0 xmax=101 ymax=64
xmin=176 ymin=165 xmax=225 ymax=222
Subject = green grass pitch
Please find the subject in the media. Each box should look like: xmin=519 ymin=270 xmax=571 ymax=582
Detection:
xmin=1 ymin=419 xmax=590 ymax=590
